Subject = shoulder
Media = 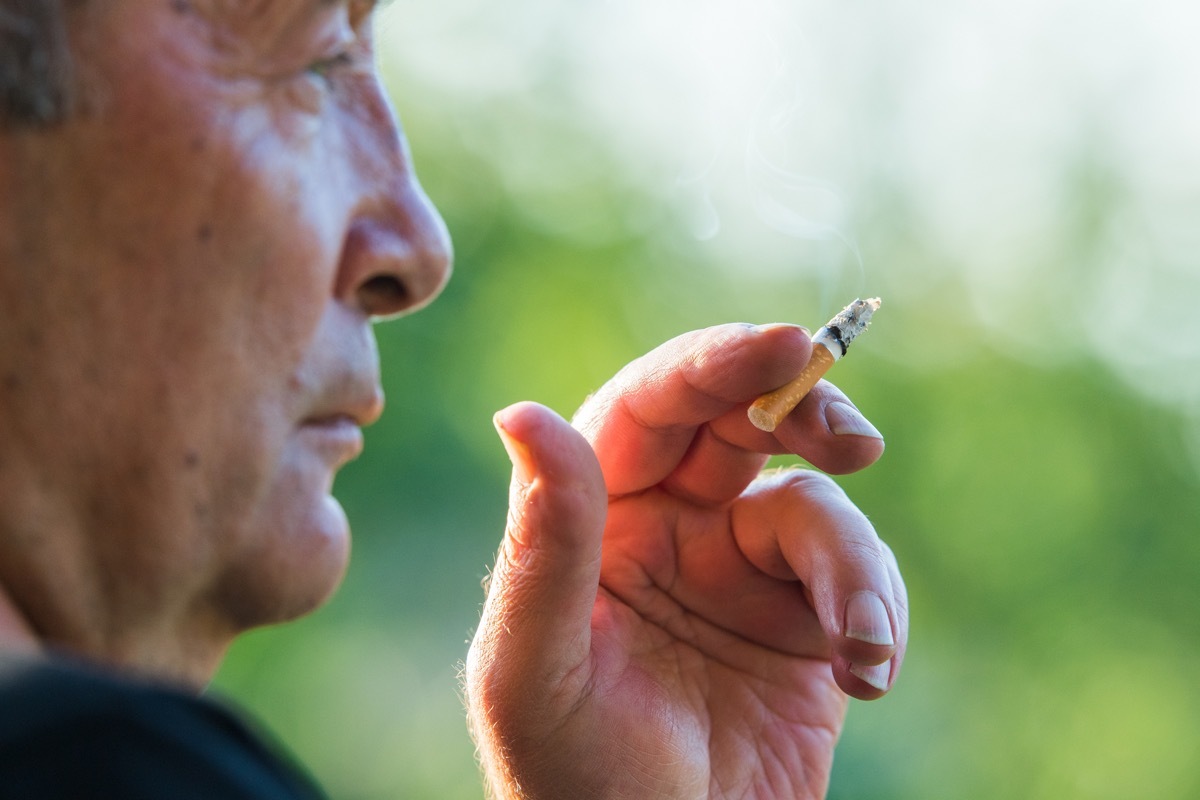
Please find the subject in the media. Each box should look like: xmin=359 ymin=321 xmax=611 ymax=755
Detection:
xmin=0 ymin=654 xmax=325 ymax=800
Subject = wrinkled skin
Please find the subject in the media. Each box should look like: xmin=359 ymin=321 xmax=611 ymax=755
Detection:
xmin=0 ymin=1 xmax=907 ymax=797
xmin=0 ymin=0 xmax=451 ymax=684
xmin=467 ymin=323 xmax=907 ymax=799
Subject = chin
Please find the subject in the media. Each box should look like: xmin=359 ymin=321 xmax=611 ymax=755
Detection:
xmin=213 ymin=492 xmax=353 ymax=633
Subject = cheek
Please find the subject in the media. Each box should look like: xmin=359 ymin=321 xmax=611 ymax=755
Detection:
xmin=109 ymin=100 xmax=350 ymax=424
xmin=92 ymin=47 xmax=348 ymax=363
xmin=62 ymin=0 xmax=351 ymax=361
xmin=184 ymin=104 xmax=345 ymax=312
xmin=23 ymin=78 xmax=353 ymax=555
xmin=164 ymin=131 xmax=348 ymax=496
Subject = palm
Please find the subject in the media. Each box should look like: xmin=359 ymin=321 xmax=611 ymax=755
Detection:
xmin=569 ymin=489 xmax=849 ymax=799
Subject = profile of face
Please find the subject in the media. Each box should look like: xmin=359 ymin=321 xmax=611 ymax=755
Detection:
xmin=0 ymin=0 xmax=451 ymax=677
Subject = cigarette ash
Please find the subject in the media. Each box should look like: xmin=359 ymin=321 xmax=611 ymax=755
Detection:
xmin=813 ymin=297 xmax=881 ymax=358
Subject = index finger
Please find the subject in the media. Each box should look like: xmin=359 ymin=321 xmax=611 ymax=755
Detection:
xmin=573 ymin=323 xmax=813 ymax=496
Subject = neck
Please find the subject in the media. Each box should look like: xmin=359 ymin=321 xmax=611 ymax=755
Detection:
xmin=0 ymin=574 xmax=229 ymax=689
xmin=0 ymin=462 xmax=229 ymax=692
xmin=0 ymin=505 xmax=229 ymax=690
xmin=0 ymin=580 xmax=40 ymax=656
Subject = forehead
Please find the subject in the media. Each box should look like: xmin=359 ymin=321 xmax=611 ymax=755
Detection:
xmin=187 ymin=0 xmax=377 ymax=33
xmin=180 ymin=0 xmax=378 ymax=57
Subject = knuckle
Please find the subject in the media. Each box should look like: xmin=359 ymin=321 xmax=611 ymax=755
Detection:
xmin=760 ymin=466 xmax=845 ymax=501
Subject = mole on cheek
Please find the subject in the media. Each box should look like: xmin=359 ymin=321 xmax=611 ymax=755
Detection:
xmin=183 ymin=450 xmax=201 ymax=469
xmin=197 ymin=224 xmax=214 ymax=243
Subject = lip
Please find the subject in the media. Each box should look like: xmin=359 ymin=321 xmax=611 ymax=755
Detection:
xmin=299 ymin=415 xmax=365 ymax=467
xmin=308 ymin=385 xmax=385 ymax=430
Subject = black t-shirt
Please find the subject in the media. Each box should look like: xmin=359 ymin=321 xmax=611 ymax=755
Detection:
xmin=0 ymin=654 xmax=327 ymax=799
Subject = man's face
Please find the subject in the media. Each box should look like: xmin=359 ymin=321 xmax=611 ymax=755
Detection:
xmin=0 ymin=0 xmax=450 ymax=668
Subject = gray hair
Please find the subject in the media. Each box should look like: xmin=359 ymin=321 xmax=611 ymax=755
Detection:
xmin=0 ymin=0 xmax=74 ymax=127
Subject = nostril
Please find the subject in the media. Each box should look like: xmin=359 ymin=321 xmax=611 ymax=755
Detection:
xmin=338 ymin=213 xmax=452 ymax=320
xmin=359 ymin=274 xmax=409 ymax=317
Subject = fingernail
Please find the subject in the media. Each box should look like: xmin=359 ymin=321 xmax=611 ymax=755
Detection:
xmin=844 ymin=591 xmax=894 ymax=646
xmin=493 ymin=412 xmax=535 ymax=485
xmin=849 ymin=661 xmax=891 ymax=692
xmin=825 ymin=402 xmax=883 ymax=440
xmin=754 ymin=322 xmax=809 ymax=335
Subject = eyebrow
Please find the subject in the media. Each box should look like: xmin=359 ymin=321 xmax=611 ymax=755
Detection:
xmin=318 ymin=0 xmax=384 ymax=9
xmin=317 ymin=0 xmax=391 ymax=19
xmin=302 ymin=0 xmax=385 ymax=28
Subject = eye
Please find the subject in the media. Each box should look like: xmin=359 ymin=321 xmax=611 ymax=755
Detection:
xmin=288 ymin=47 xmax=361 ymax=115
xmin=279 ymin=5 xmax=363 ymax=115
xmin=307 ymin=51 xmax=356 ymax=86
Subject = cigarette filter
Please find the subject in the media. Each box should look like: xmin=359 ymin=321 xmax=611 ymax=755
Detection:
xmin=747 ymin=297 xmax=881 ymax=433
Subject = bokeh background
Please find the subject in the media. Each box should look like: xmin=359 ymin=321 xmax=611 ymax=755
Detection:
xmin=214 ymin=0 xmax=1200 ymax=797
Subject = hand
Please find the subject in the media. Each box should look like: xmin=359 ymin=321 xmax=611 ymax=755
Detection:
xmin=466 ymin=323 xmax=907 ymax=800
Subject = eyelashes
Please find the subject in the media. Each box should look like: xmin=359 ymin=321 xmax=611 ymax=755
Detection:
xmin=307 ymin=52 xmax=357 ymax=85
xmin=279 ymin=5 xmax=368 ymax=117
xmin=286 ymin=50 xmax=363 ymax=117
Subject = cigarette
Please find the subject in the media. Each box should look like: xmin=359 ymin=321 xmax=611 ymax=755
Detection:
xmin=747 ymin=297 xmax=881 ymax=433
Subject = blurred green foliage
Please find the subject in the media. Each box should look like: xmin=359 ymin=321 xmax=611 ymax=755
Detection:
xmin=215 ymin=1 xmax=1200 ymax=797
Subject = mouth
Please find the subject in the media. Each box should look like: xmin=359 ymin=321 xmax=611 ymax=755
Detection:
xmin=295 ymin=359 xmax=385 ymax=470
xmin=299 ymin=414 xmax=366 ymax=469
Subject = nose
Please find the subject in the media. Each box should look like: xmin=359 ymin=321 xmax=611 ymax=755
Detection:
xmin=335 ymin=80 xmax=453 ymax=320
xmin=338 ymin=191 xmax=452 ymax=320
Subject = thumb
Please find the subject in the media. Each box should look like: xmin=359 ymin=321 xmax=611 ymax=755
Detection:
xmin=468 ymin=401 xmax=607 ymax=719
